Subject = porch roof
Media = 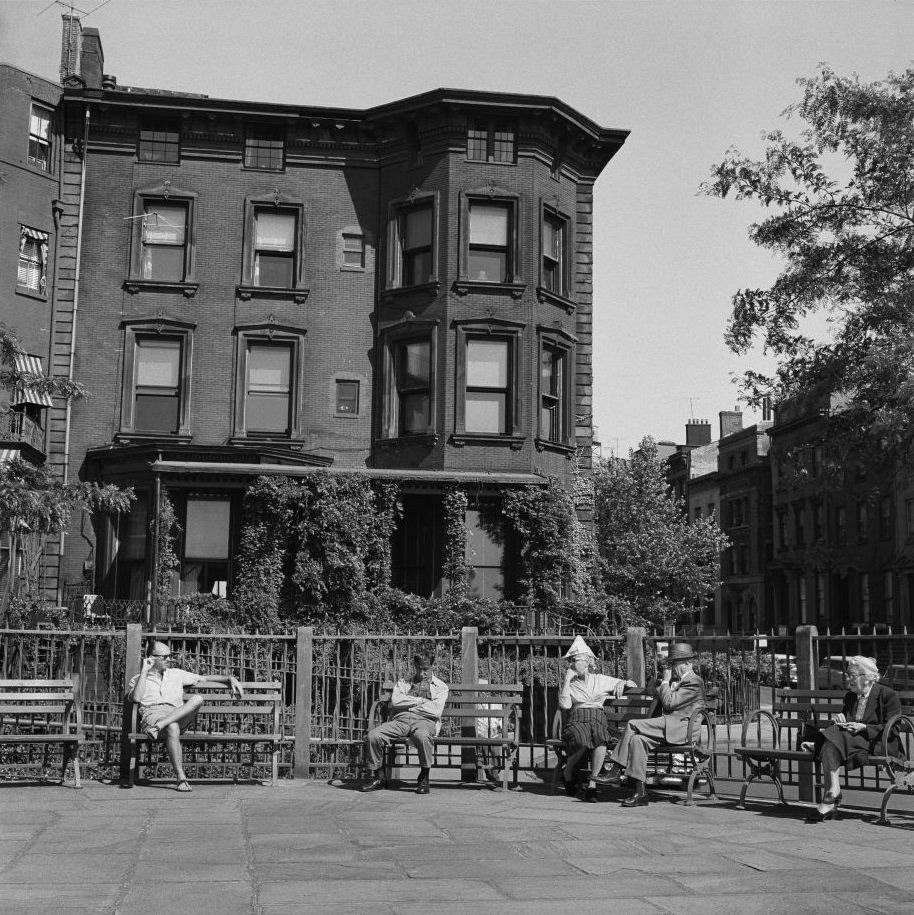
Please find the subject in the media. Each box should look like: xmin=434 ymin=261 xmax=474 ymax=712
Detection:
xmin=149 ymin=460 xmax=547 ymax=487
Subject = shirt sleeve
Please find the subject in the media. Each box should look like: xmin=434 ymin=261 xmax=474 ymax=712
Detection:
xmin=594 ymin=674 xmax=623 ymax=698
xmin=126 ymin=673 xmax=139 ymax=699
xmin=181 ymin=670 xmax=205 ymax=688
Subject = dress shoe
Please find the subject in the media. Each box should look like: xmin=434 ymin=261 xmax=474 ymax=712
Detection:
xmin=416 ymin=776 xmax=430 ymax=795
xmin=561 ymin=775 xmax=578 ymax=798
xmin=359 ymin=776 xmax=387 ymax=793
xmin=593 ymin=764 xmax=624 ymax=786
xmin=582 ymin=786 xmax=598 ymax=803
xmin=806 ymin=790 xmax=842 ymax=822
xmin=620 ymin=781 xmax=648 ymax=807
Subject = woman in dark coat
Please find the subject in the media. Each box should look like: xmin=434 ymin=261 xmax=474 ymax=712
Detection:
xmin=804 ymin=655 xmax=901 ymax=821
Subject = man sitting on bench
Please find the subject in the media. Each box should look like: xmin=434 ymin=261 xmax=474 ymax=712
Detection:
xmin=129 ymin=641 xmax=244 ymax=792
xmin=598 ymin=641 xmax=705 ymax=807
xmin=360 ymin=652 xmax=449 ymax=795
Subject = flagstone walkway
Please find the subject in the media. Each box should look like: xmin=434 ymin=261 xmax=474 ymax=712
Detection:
xmin=1 ymin=775 xmax=912 ymax=914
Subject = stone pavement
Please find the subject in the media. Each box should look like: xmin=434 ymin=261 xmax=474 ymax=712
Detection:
xmin=1 ymin=774 xmax=913 ymax=915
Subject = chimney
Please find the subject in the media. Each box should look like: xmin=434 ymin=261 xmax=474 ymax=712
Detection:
xmin=60 ymin=14 xmax=81 ymax=82
xmin=719 ymin=410 xmax=743 ymax=439
xmin=79 ymin=28 xmax=105 ymax=90
xmin=685 ymin=418 xmax=711 ymax=447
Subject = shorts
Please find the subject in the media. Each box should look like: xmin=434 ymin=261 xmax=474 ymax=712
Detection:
xmin=139 ymin=703 xmax=196 ymax=738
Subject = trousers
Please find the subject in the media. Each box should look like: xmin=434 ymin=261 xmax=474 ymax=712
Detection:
xmin=365 ymin=711 xmax=437 ymax=771
xmin=610 ymin=716 xmax=670 ymax=783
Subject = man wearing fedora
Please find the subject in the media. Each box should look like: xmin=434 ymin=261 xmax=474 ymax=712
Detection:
xmin=598 ymin=641 xmax=705 ymax=807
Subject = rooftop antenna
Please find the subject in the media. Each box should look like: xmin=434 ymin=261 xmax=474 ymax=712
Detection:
xmin=39 ymin=0 xmax=114 ymax=83
xmin=686 ymin=396 xmax=700 ymax=421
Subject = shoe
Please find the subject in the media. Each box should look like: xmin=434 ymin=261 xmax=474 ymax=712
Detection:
xmin=620 ymin=781 xmax=648 ymax=807
xmin=593 ymin=764 xmax=624 ymax=786
xmin=359 ymin=776 xmax=387 ymax=793
xmin=806 ymin=791 xmax=842 ymax=822
xmin=561 ymin=775 xmax=578 ymax=798
xmin=800 ymin=741 xmax=816 ymax=754
xmin=582 ymin=787 xmax=598 ymax=803
xmin=416 ymin=776 xmax=430 ymax=795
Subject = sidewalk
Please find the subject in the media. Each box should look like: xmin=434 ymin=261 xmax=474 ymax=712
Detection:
xmin=1 ymin=774 xmax=912 ymax=914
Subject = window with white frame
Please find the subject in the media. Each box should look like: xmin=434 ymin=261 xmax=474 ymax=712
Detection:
xmin=141 ymin=202 xmax=188 ymax=282
xmin=133 ymin=337 xmax=182 ymax=433
xmin=539 ymin=336 xmax=572 ymax=445
xmin=335 ymin=380 xmax=360 ymax=415
xmin=342 ymin=233 xmax=365 ymax=269
xmin=394 ymin=339 xmax=431 ymax=435
xmin=253 ymin=210 xmax=296 ymax=287
xmin=468 ymin=202 xmax=511 ymax=283
xmin=28 ymin=103 xmax=52 ymax=170
xmin=17 ymin=227 xmax=48 ymax=293
xmin=244 ymin=342 xmax=293 ymax=435
xmin=465 ymin=338 xmax=510 ymax=434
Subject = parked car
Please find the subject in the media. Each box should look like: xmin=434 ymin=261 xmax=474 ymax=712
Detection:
xmin=774 ymin=654 xmax=798 ymax=688
xmin=817 ymin=656 xmax=848 ymax=689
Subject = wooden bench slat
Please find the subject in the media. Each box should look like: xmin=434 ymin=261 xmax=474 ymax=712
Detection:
xmin=0 ymin=680 xmax=76 ymax=688
xmin=0 ymin=734 xmax=83 ymax=743
xmin=0 ymin=704 xmax=71 ymax=714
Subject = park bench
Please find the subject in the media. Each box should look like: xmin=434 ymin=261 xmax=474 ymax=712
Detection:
xmin=0 ymin=679 xmax=85 ymax=787
xmin=548 ymin=686 xmax=719 ymax=804
xmin=735 ymin=687 xmax=914 ymax=824
xmin=368 ymin=682 xmax=521 ymax=791
xmin=125 ymin=680 xmax=283 ymax=787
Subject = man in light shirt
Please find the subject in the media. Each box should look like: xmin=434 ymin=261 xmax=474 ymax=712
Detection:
xmin=128 ymin=640 xmax=243 ymax=792
xmin=360 ymin=653 xmax=448 ymax=795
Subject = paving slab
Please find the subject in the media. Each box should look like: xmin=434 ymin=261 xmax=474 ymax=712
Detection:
xmin=0 ymin=778 xmax=912 ymax=912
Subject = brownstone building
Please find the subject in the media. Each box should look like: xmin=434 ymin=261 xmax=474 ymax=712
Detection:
xmin=41 ymin=18 xmax=627 ymax=608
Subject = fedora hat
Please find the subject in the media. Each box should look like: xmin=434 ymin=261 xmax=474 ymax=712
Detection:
xmin=666 ymin=642 xmax=697 ymax=662
xmin=564 ymin=635 xmax=595 ymax=660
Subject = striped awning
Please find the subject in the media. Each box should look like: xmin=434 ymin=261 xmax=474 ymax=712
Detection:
xmin=11 ymin=354 xmax=53 ymax=407
xmin=0 ymin=448 xmax=19 ymax=464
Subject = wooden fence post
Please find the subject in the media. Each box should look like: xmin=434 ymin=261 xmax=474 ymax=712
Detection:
xmin=119 ymin=623 xmax=142 ymax=785
xmin=796 ymin=625 xmax=818 ymax=802
xmin=461 ymin=626 xmax=479 ymax=783
xmin=293 ymin=626 xmax=313 ymax=780
xmin=627 ymin=626 xmax=647 ymax=687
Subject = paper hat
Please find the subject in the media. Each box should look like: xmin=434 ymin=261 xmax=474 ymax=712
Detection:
xmin=564 ymin=635 xmax=596 ymax=660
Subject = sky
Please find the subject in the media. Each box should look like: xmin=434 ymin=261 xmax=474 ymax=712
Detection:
xmin=2 ymin=0 xmax=913 ymax=456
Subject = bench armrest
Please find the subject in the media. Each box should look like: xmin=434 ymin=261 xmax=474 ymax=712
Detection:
xmin=686 ymin=707 xmax=717 ymax=755
xmin=368 ymin=699 xmax=389 ymax=731
xmin=740 ymin=709 xmax=780 ymax=750
xmin=881 ymin=712 xmax=914 ymax=761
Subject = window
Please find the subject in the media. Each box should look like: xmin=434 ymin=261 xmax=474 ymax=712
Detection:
xmin=707 ymin=503 xmax=715 ymax=518
xmin=466 ymin=117 xmax=516 ymax=163
xmin=465 ymin=506 xmax=505 ymax=601
xmin=793 ymin=503 xmax=805 ymax=547
xmin=468 ymin=202 xmax=511 ymax=283
xmin=539 ymin=336 xmax=572 ymax=446
xmin=777 ymin=509 xmax=788 ymax=549
xmin=907 ymin=498 xmax=914 ymax=538
xmin=465 ymin=339 xmax=510 ymax=434
xmin=542 ymin=209 xmax=568 ymax=297
xmin=133 ymin=337 xmax=182 ymax=433
xmin=126 ymin=184 xmax=198 ymax=293
xmin=141 ymin=203 xmax=187 ymax=282
xmin=244 ymin=123 xmax=284 ymax=170
xmin=113 ymin=499 xmax=148 ymax=599
xmin=816 ymin=571 xmax=826 ymax=618
xmin=17 ymin=227 xmax=48 ymax=293
xmin=138 ymin=117 xmax=180 ymax=163
xmin=335 ymin=380 xmax=360 ymax=415
xmin=856 ymin=502 xmax=868 ymax=541
xmin=885 ymin=572 xmax=895 ymax=623
xmin=119 ymin=319 xmax=194 ymax=439
xmin=394 ymin=340 xmax=431 ymax=435
xmin=180 ymin=496 xmax=231 ymax=596
xmin=254 ymin=210 xmax=294 ymax=286
xmin=694 ymin=506 xmax=702 ymax=522
xmin=232 ymin=325 xmax=304 ymax=438
xmin=28 ymin=103 xmax=52 ymax=170
xmin=813 ymin=502 xmax=825 ymax=542
xmin=342 ymin=233 xmax=365 ymax=269
xmin=398 ymin=203 xmax=433 ymax=287
xmin=836 ymin=505 xmax=847 ymax=546
xmin=879 ymin=496 xmax=891 ymax=540
xmin=239 ymin=196 xmax=307 ymax=300
xmin=245 ymin=342 xmax=293 ymax=435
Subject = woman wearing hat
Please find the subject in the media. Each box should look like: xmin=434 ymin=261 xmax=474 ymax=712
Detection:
xmin=558 ymin=636 xmax=637 ymax=802
xmin=802 ymin=655 xmax=901 ymax=822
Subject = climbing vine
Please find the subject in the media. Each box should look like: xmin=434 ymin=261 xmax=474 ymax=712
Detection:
xmin=152 ymin=492 xmax=181 ymax=611
xmin=441 ymin=486 xmax=469 ymax=597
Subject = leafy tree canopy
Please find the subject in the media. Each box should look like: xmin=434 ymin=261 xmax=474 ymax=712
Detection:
xmin=702 ymin=66 xmax=914 ymax=465
xmin=593 ymin=439 xmax=728 ymax=630
xmin=1 ymin=325 xmax=87 ymax=402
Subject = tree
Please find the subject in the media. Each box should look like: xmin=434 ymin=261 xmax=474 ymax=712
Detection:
xmin=702 ymin=66 xmax=914 ymax=468
xmin=0 ymin=326 xmax=133 ymax=611
xmin=593 ymin=439 xmax=728 ymax=630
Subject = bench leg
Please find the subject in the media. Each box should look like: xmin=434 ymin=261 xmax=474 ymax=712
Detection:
xmin=71 ymin=750 xmax=82 ymax=789
xmin=879 ymin=785 xmax=897 ymax=825
xmin=737 ymin=770 xmax=758 ymax=809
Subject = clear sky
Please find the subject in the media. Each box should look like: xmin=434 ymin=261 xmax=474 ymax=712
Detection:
xmin=2 ymin=0 xmax=913 ymax=455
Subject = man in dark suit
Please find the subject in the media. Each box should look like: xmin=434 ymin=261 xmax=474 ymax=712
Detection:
xmin=598 ymin=641 xmax=706 ymax=807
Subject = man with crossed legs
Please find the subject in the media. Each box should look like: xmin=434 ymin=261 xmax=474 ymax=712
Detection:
xmin=129 ymin=641 xmax=243 ymax=792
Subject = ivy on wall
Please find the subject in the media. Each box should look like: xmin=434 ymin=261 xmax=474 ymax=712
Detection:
xmin=441 ymin=486 xmax=469 ymax=597
xmin=152 ymin=492 xmax=181 ymax=612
